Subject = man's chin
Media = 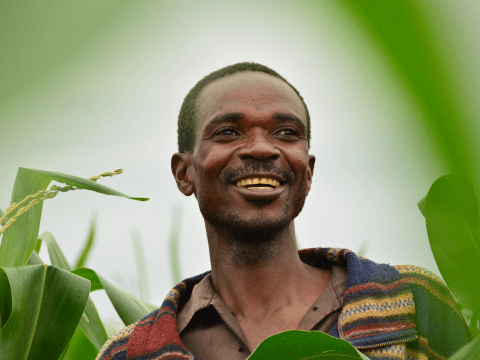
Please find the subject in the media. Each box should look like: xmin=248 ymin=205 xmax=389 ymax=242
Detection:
xmin=207 ymin=210 xmax=291 ymax=239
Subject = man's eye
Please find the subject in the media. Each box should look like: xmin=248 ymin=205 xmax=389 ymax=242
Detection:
xmin=277 ymin=128 xmax=299 ymax=136
xmin=215 ymin=128 xmax=239 ymax=136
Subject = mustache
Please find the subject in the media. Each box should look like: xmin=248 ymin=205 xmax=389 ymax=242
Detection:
xmin=221 ymin=161 xmax=295 ymax=185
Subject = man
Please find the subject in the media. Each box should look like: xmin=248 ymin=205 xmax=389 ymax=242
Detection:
xmin=96 ymin=62 xmax=471 ymax=360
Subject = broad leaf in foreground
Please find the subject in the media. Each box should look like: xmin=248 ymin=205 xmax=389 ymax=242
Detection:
xmin=36 ymin=231 xmax=109 ymax=351
xmin=0 ymin=265 xmax=90 ymax=360
xmin=246 ymin=330 xmax=369 ymax=360
xmin=419 ymin=175 xmax=480 ymax=314
xmin=447 ymin=336 xmax=480 ymax=359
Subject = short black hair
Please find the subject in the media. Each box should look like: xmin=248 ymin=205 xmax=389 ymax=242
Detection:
xmin=177 ymin=62 xmax=311 ymax=153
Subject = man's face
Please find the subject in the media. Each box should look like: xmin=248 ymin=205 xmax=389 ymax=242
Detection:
xmin=187 ymin=71 xmax=314 ymax=235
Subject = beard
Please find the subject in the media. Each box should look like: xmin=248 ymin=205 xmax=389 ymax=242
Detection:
xmin=215 ymin=205 xmax=292 ymax=266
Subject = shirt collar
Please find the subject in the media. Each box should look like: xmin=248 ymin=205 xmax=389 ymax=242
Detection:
xmin=177 ymin=263 xmax=348 ymax=335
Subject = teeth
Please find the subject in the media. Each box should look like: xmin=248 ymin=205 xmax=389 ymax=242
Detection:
xmin=236 ymin=178 xmax=281 ymax=187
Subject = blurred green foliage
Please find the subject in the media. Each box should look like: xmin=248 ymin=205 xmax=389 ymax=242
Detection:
xmin=336 ymin=1 xmax=479 ymax=191
xmin=0 ymin=0 xmax=130 ymax=107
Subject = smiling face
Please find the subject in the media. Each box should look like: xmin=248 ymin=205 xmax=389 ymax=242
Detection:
xmin=178 ymin=71 xmax=315 ymax=236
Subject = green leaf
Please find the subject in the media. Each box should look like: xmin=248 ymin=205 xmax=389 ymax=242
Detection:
xmin=72 ymin=267 xmax=158 ymax=326
xmin=73 ymin=212 xmax=97 ymax=270
xmin=448 ymin=336 xmax=480 ymax=360
xmin=23 ymin=168 xmax=149 ymax=201
xmin=0 ymin=264 xmax=90 ymax=360
xmin=0 ymin=167 xmax=149 ymax=268
xmin=423 ymin=175 xmax=480 ymax=314
xmin=246 ymin=330 xmax=369 ymax=360
xmin=37 ymin=231 xmax=108 ymax=351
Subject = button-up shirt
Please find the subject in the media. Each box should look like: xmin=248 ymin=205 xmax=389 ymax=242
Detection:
xmin=177 ymin=264 xmax=347 ymax=360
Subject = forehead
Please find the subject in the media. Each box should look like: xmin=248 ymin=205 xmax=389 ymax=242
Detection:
xmin=195 ymin=71 xmax=306 ymax=132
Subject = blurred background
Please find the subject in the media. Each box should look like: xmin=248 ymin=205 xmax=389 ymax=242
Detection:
xmin=1 ymin=1 xmax=479 ymax=333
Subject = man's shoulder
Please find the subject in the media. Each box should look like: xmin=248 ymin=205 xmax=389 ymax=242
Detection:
xmin=95 ymin=322 xmax=137 ymax=360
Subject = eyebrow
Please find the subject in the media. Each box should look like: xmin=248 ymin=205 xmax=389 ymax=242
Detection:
xmin=272 ymin=113 xmax=306 ymax=130
xmin=203 ymin=112 xmax=306 ymax=134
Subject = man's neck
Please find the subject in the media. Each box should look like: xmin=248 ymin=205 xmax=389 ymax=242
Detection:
xmin=205 ymin=221 xmax=330 ymax=324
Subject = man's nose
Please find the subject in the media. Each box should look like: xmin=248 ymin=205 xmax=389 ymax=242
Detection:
xmin=238 ymin=131 xmax=281 ymax=161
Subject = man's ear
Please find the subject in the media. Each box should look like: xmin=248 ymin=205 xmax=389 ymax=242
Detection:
xmin=171 ymin=152 xmax=195 ymax=196
xmin=308 ymin=155 xmax=315 ymax=180
xmin=306 ymin=154 xmax=315 ymax=194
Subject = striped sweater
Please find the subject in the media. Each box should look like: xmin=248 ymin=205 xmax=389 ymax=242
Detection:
xmin=96 ymin=247 xmax=472 ymax=359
